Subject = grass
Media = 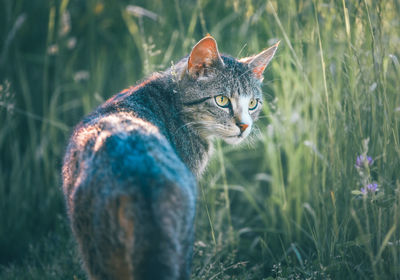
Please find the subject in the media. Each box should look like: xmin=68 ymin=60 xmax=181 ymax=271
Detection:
xmin=1 ymin=0 xmax=400 ymax=279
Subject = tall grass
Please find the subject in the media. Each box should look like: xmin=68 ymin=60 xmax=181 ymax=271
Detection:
xmin=0 ymin=0 xmax=399 ymax=279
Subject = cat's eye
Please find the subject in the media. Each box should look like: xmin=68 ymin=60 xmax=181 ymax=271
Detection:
xmin=214 ymin=95 xmax=230 ymax=108
xmin=248 ymin=99 xmax=258 ymax=110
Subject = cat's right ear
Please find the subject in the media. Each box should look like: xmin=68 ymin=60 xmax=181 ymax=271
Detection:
xmin=187 ymin=35 xmax=224 ymax=78
xmin=239 ymin=41 xmax=280 ymax=82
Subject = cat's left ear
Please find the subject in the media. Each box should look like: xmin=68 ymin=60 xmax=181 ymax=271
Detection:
xmin=187 ymin=35 xmax=224 ymax=78
xmin=239 ymin=41 xmax=280 ymax=82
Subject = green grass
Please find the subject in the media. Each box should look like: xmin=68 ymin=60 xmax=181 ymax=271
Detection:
xmin=1 ymin=0 xmax=400 ymax=279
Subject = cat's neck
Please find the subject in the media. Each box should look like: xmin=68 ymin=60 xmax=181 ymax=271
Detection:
xmin=159 ymin=77 xmax=213 ymax=177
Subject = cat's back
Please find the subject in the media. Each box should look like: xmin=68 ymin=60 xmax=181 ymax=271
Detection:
xmin=62 ymin=78 xmax=196 ymax=216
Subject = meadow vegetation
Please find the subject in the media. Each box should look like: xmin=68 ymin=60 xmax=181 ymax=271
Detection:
xmin=0 ymin=0 xmax=399 ymax=279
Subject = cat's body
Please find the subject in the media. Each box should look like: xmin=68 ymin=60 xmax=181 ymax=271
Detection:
xmin=62 ymin=35 xmax=278 ymax=280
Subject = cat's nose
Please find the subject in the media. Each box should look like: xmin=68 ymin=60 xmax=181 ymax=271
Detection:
xmin=238 ymin=123 xmax=249 ymax=133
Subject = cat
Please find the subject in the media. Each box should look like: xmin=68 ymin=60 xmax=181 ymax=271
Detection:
xmin=62 ymin=34 xmax=278 ymax=280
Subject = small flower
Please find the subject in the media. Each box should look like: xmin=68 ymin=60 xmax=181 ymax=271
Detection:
xmin=67 ymin=37 xmax=77 ymax=49
xmin=59 ymin=10 xmax=71 ymax=37
xmin=126 ymin=5 xmax=158 ymax=21
xmin=73 ymin=70 xmax=90 ymax=82
xmin=355 ymin=155 xmax=373 ymax=168
xmin=361 ymin=183 xmax=379 ymax=194
xmin=47 ymin=44 xmax=59 ymax=55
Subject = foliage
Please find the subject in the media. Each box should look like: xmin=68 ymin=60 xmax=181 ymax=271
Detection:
xmin=0 ymin=0 xmax=399 ymax=279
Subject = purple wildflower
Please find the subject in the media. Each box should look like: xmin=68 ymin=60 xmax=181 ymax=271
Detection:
xmin=355 ymin=155 xmax=373 ymax=168
xmin=361 ymin=183 xmax=379 ymax=194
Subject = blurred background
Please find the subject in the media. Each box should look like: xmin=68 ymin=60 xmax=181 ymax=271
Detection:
xmin=0 ymin=0 xmax=399 ymax=279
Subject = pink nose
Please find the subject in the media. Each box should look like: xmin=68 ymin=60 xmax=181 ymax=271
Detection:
xmin=238 ymin=123 xmax=249 ymax=132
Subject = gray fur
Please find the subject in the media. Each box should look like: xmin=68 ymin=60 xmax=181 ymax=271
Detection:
xmin=62 ymin=37 xmax=277 ymax=279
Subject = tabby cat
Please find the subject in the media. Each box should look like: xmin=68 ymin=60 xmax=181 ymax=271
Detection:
xmin=62 ymin=35 xmax=278 ymax=280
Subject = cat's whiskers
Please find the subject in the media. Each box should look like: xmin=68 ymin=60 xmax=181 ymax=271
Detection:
xmin=173 ymin=121 xmax=207 ymax=134
xmin=248 ymin=126 xmax=262 ymax=147
xmin=256 ymin=115 xmax=270 ymax=120
xmin=237 ymin=124 xmax=261 ymax=148
xmin=174 ymin=120 xmax=227 ymax=136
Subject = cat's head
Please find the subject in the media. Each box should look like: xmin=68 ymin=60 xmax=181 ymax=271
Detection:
xmin=178 ymin=35 xmax=278 ymax=145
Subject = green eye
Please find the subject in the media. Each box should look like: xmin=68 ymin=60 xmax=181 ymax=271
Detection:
xmin=249 ymin=99 xmax=258 ymax=110
xmin=214 ymin=95 xmax=230 ymax=108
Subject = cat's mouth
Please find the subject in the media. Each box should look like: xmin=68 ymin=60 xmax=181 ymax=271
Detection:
xmin=223 ymin=133 xmax=247 ymax=145
xmin=221 ymin=125 xmax=253 ymax=144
